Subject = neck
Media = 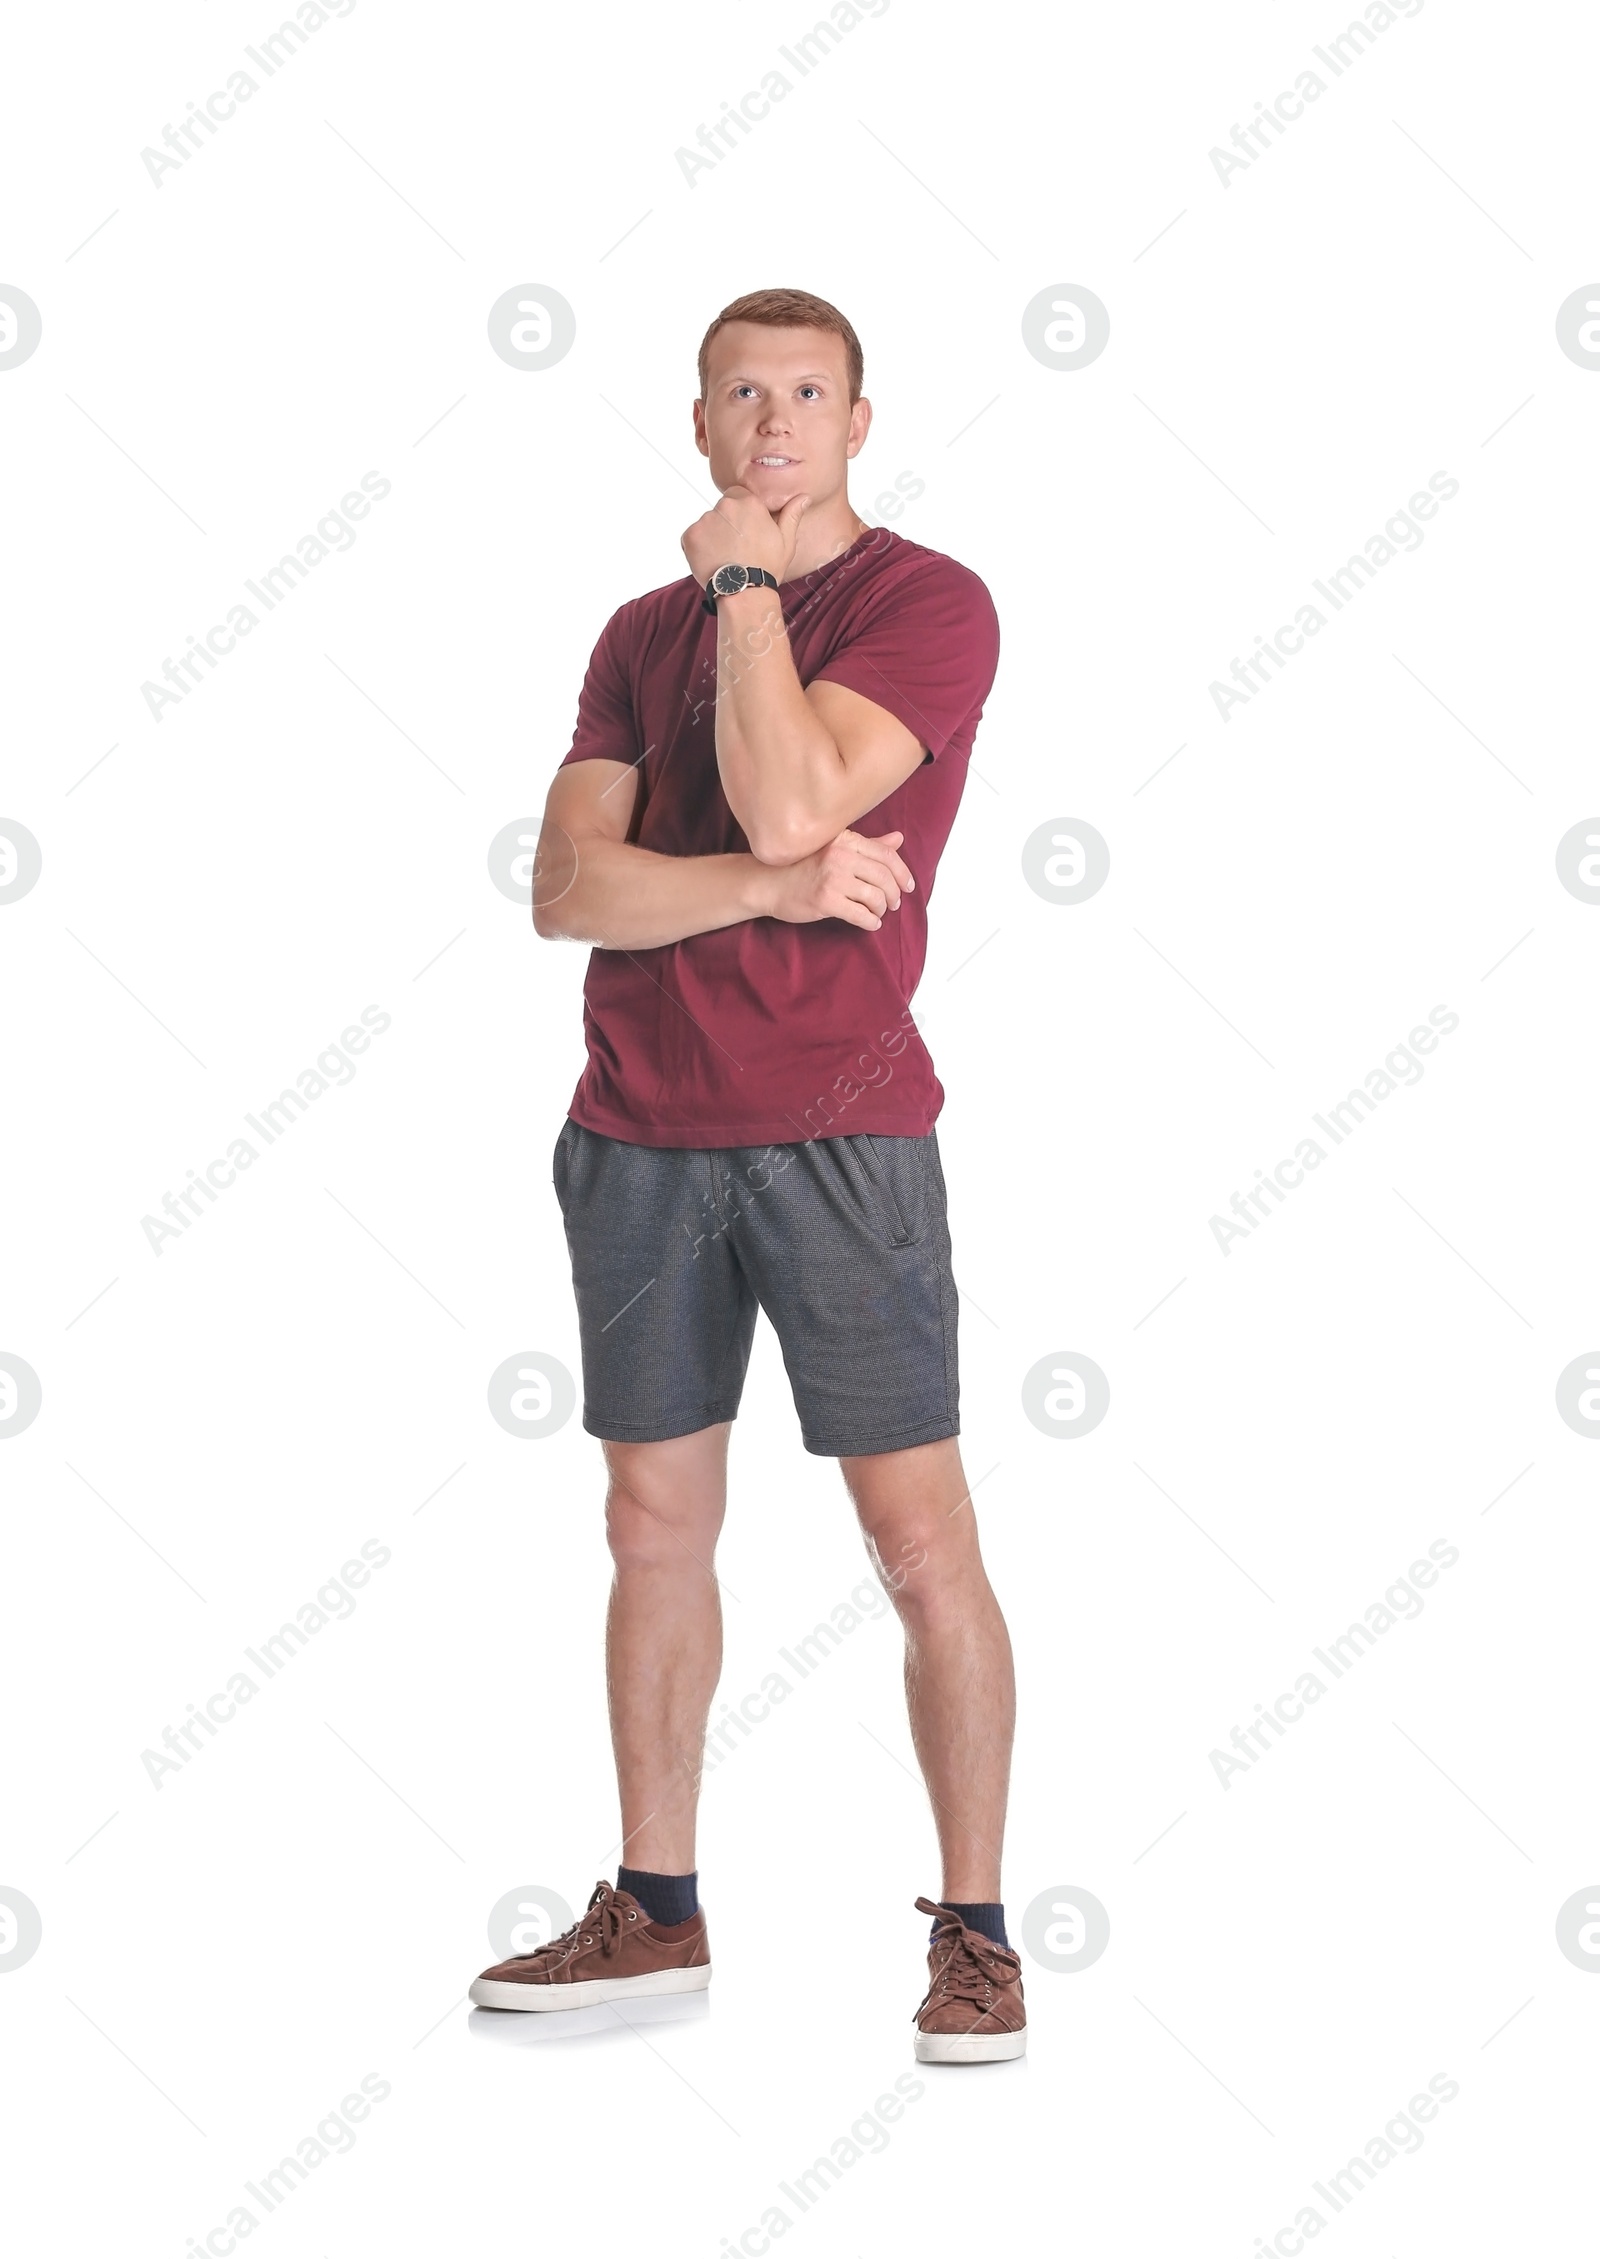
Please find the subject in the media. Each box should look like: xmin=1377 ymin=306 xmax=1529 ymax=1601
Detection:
xmin=785 ymin=492 xmax=869 ymax=582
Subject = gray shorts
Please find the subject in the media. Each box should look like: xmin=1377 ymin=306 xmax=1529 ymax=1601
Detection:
xmin=553 ymin=1120 xmax=960 ymax=1457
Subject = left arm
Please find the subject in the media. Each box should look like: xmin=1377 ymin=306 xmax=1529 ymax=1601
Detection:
xmin=683 ymin=483 xmax=926 ymax=866
xmin=711 ymin=588 xmax=926 ymax=865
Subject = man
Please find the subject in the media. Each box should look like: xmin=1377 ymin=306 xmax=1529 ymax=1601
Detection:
xmin=468 ymin=288 xmax=1023 ymax=2062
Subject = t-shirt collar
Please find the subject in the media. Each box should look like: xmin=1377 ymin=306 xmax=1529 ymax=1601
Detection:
xmin=779 ymin=523 xmax=891 ymax=592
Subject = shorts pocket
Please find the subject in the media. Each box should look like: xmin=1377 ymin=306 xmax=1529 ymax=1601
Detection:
xmin=843 ymin=1134 xmax=922 ymax=1247
xmin=552 ymin=1118 xmax=577 ymax=1205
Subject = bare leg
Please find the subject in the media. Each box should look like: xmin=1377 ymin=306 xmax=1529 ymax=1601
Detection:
xmin=603 ymin=1423 xmax=730 ymax=1875
xmin=841 ymin=1438 xmax=1015 ymax=1902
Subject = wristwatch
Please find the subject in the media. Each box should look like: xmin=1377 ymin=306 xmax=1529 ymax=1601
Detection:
xmin=701 ymin=562 xmax=781 ymax=615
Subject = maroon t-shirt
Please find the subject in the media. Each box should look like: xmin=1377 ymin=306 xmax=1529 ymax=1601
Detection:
xmin=557 ymin=525 xmax=1000 ymax=1148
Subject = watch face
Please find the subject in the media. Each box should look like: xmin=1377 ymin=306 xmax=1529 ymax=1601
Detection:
xmin=712 ymin=563 xmax=750 ymax=595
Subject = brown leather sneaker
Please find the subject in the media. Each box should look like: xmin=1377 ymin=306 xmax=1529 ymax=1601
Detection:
xmin=469 ymin=1880 xmax=711 ymax=2011
xmin=913 ymin=1897 xmax=1027 ymax=2063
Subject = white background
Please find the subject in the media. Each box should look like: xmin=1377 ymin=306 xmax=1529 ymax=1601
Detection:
xmin=3 ymin=0 xmax=1598 ymax=2251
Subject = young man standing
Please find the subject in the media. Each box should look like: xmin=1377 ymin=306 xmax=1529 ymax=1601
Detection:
xmin=469 ymin=289 xmax=1022 ymax=2062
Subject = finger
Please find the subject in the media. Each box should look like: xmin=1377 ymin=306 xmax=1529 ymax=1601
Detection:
xmin=852 ymin=859 xmax=900 ymax=912
xmin=832 ymin=897 xmax=882 ymax=931
xmin=847 ymin=879 xmax=889 ymax=918
xmin=859 ymin=844 xmax=911 ymax=899
xmin=867 ymin=832 xmax=914 ymax=890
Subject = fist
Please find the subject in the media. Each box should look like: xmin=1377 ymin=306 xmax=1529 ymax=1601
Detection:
xmin=682 ymin=484 xmax=809 ymax=587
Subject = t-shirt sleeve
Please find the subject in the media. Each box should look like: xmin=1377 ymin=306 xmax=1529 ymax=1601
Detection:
xmin=560 ymin=604 xmax=642 ymax=769
xmin=809 ymin=557 xmax=1001 ymax=760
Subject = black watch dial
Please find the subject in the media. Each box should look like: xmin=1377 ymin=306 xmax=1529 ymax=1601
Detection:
xmin=712 ymin=563 xmax=750 ymax=596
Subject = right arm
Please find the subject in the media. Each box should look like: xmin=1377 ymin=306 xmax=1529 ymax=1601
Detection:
xmin=532 ymin=758 xmax=915 ymax=951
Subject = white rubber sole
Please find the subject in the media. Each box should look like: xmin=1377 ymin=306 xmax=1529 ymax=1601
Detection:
xmin=469 ymin=1962 xmax=712 ymax=2012
xmin=915 ymin=2025 xmax=1027 ymax=2064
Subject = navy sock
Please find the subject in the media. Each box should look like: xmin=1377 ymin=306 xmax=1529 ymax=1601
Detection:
xmin=932 ymin=1900 xmax=1009 ymax=1950
xmin=617 ymin=1866 xmax=699 ymax=1926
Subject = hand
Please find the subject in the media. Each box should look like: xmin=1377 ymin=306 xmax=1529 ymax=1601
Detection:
xmin=761 ymin=829 xmax=915 ymax=932
xmin=681 ymin=483 xmax=809 ymax=587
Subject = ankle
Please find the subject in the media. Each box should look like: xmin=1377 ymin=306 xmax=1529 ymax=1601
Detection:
xmin=931 ymin=1898 xmax=1009 ymax=1950
xmin=616 ymin=1866 xmax=699 ymax=1926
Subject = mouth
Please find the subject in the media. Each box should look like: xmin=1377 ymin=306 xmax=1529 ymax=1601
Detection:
xmin=750 ymin=454 xmax=800 ymax=471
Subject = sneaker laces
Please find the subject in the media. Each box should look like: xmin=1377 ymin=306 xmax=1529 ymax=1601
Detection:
xmin=913 ymin=1896 xmax=1021 ymax=2016
xmin=507 ymin=1881 xmax=631 ymax=1969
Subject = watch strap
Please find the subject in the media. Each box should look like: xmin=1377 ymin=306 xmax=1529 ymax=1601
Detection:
xmin=702 ymin=565 xmax=781 ymax=615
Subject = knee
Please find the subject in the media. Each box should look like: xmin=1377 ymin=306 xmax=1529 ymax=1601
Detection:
xmin=604 ymin=1487 xmax=672 ymax=1573
xmin=844 ymin=1440 xmax=985 ymax=1620
xmin=604 ymin=1474 xmax=720 ymax=1577
xmin=866 ymin=1515 xmax=979 ymax=1620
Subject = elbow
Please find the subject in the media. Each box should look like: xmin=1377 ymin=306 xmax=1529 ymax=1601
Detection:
xmin=532 ymin=822 xmax=586 ymax=938
xmin=743 ymin=811 xmax=830 ymax=867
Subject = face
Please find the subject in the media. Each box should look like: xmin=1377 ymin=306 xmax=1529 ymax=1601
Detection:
xmin=694 ymin=322 xmax=871 ymax=507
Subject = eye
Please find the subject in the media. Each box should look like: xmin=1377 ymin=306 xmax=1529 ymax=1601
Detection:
xmin=798 ymin=385 xmax=820 ymax=400
xmin=733 ymin=384 xmax=758 ymax=399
